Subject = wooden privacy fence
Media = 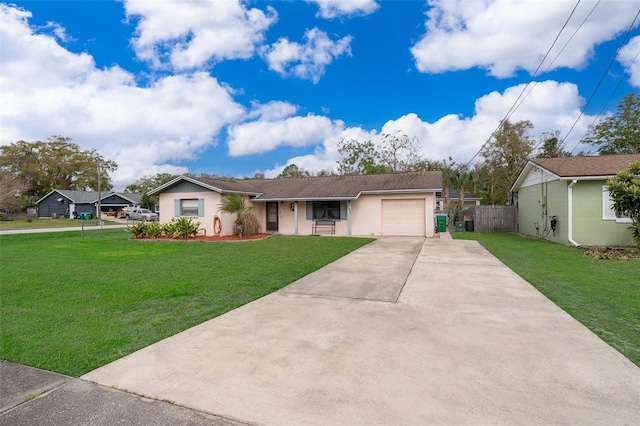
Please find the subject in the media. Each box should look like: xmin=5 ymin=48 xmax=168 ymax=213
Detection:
xmin=458 ymin=205 xmax=517 ymax=233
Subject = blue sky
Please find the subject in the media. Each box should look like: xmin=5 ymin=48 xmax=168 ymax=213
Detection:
xmin=1 ymin=0 xmax=639 ymax=189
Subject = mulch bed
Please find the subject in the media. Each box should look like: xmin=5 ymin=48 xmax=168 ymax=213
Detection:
xmin=143 ymin=233 xmax=273 ymax=242
xmin=583 ymin=246 xmax=640 ymax=260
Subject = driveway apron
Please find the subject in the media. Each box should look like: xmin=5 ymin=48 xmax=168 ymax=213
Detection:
xmin=83 ymin=237 xmax=640 ymax=425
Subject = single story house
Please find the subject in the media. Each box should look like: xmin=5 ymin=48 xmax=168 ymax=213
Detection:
xmin=511 ymin=154 xmax=640 ymax=247
xmin=148 ymin=171 xmax=443 ymax=237
xmin=36 ymin=190 xmax=142 ymax=219
xmin=436 ymin=189 xmax=482 ymax=212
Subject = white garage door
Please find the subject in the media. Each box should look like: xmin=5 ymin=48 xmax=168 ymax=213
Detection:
xmin=382 ymin=199 xmax=425 ymax=236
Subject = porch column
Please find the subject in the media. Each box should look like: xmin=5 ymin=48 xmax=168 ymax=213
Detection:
xmin=347 ymin=200 xmax=352 ymax=236
xmin=294 ymin=201 xmax=298 ymax=235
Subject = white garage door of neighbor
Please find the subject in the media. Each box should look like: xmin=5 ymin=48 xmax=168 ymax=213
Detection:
xmin=382 ymin=199 xmax=425 ymax=236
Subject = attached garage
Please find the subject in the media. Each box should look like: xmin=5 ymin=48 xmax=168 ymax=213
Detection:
xmin=382 ymin=199 xmax=426 ymax=236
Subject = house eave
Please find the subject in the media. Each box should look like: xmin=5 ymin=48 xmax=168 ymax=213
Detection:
xmin=35 ymin=189 xmax=73 ymax=205
xmin=558 ymin=175 xmax=614 ymax=181
xmin=148 ymin=175 xmax=262 ymax=197
xmin=358 ymin=188 xmax=441 ymax=197
xmin=252 ymin=196 xmax=357 ymax=202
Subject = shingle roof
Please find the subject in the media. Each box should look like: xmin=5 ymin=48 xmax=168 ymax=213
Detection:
xmin=181 ymin=171 xmax=443 ymax=200
xmin=39 ymin=190 xmax=142 ymax=204
xmin=530 ymin=154 xmax=640 ymax=177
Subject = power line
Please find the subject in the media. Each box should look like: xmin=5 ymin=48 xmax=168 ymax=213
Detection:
xmin=465 ymin=0 xmax=582 ymax=166
xmin=560 ymin=7 xmax=640 ymax=156
xmin=511 ymin=0 xmax=602 ymax=147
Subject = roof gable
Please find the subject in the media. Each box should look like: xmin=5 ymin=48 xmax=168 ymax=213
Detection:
xmin=36 ymin=190 xmax=142 ymax=205
xmin=530 ymin=154 xmax=640 ymax=178
xmin=512 ymin=154 xmax=640 ymax=192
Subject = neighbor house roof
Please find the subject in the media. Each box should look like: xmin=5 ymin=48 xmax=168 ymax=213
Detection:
xmin=511 ymin=154 xmax=640 ymax=192
xmin=36 ymin=190 xmax=142 ymax=205
xmin=436 ymin=189 xmax=481 ymax=200
xmin=149 ymin=172 xmax=443 ymax=201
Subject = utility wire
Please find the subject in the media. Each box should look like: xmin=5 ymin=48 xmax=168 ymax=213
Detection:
xmin=515 ymin=0 xmax=602 ymax=153
xmin=560 ymin=7 xmax=640 ymax=157
xmin=465 ymin=0 xmax=582 ymax=166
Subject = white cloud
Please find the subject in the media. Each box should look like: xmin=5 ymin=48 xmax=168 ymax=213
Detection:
xmin=247 ymin=100 xmax=298 ymax=121
xmin=308 ymin=0 xmax=379 ymax=19
xmin=618 ymin=35 xmax=640 ymax=88
xmin=227 ymin=114 xmax=339 ymax=156
xmin=412 ymin=0 xmax=640 ymax=78
xmin=382 ymin=81 xmax=593 ymax=162
xmin=124 ymin=0 xmax=277 ymax=70
xmin=0 ymin=4 xmax=245 ymax=189
xmin=263 ymin=28 xmax=352 ymax=83
xmin=259 ymin=80 xmax=594 ymax=175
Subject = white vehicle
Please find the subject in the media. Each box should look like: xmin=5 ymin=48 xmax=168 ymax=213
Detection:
xmin=121 ymin=207 xmax=158 ymax=221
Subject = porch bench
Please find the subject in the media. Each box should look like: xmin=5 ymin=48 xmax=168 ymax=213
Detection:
xmin=312 ymin=220 xmax=336 ymax=235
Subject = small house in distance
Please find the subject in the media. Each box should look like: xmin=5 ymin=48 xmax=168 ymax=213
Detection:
xmin=511 ymin=154 xmax=640 ymax=247
xmin=36 ymin=190 xmax=141 ymax=219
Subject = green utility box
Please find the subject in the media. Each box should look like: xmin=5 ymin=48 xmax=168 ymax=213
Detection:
xmin=436 ymin=214 xmax=447 ymax=233
xmin=79 ymin=212 xmax=92 ymax=220
xmin=455 ymin=221 xmax=465 ymax=232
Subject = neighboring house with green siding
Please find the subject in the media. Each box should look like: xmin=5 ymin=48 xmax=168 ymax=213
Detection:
xmin=511 ymin=154 xmax=640 ymax=247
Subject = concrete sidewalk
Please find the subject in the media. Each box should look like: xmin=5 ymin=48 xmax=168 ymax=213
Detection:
xmin=79 ymin=236 xmax=640 ymax=425
xmin=0 ymin=361 xmax=242 ymax=425
xmin=0 ymin=224 xmax=127 ymax=235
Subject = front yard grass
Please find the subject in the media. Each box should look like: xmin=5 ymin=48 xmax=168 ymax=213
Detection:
xmin=453 ymin=232 xmax=640 ymax=367
xmin=0 ymin=230 xmax=373 ymax=376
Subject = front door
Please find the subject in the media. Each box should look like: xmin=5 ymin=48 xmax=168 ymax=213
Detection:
xmin=266 ymin=202 xmax=278 ymax=232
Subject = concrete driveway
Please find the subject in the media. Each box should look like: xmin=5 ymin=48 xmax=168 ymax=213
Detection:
xmin=83 ymin=236 xmax=640 ymax=425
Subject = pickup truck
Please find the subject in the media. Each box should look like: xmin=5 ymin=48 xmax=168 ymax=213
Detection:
xmin=121 ymin=207 xmax=158 ymax=221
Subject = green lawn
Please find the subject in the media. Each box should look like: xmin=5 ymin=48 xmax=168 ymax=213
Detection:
xmin=0 ymin=230 xmax=373 ymax=376
xmin=0 ymin=218 xmax=121 ymax=230
xmin=453 ymin=232 xmax=640 ymax=367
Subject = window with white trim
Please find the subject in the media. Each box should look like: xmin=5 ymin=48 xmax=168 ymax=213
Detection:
xmin=602 ymin=186 xmax=631 ymax=223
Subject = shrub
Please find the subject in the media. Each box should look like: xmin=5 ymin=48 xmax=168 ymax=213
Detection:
xmin=236 ymin=210 xmax=261 ymax=237
xmin=165 ymin=217 xmax=200 ymax=239
xmin=145 ymin=221 xmax=163 ymax=238
xmin=128 ymin=222 xmax=149 ymax=239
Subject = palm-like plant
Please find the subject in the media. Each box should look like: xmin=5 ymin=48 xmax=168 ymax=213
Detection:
xmin=218 ymin=194 xmax=260 ymax=236
xmin=456 ymin=168 xmax=478 ymax=211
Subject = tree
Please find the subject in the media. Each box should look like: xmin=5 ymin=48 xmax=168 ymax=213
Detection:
xmin=437 ymin=158 xmax=457 ymax=213
xmin=379 ymin=132 xmax=423 ymax=172
xmin=278 ymin=163 xmax=310 ymax=178
xmin=125 ymin=173 xmax=177 ymax=210
xmin=0 ymin=170 xmax=27 ymax=214
xmin=537 ymin=130 xmax=572 ymax=158
xmin=0 ymin=136 xmax=117 ymax=200
xmin=454 ymin=167 xmax=478 ymax=211
xmin=218 ymin=193 xmax=260 ymax=236
xmin=336 ymin=133 xmax=428 ymax=175
xmin=606 ymin=161 xmax=640 ymax=247
xmin=336 ymin=138 xmax=386 ymax=175
xmin=476 ymin=120 xmax=534 ymax=204
xmin=583 ymin=93 xmax=640 ymax=154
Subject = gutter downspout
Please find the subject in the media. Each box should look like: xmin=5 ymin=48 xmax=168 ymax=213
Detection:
xmin=347 ymin=200 xmax=352 ymax=236
xmin=567 ymin=180 xmax=580 ymax=247
xmin=294 ymin=201 xmax=298 ymax=235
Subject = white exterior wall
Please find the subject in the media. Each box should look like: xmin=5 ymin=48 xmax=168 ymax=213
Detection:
xmin=249 ymin=193 xmax=435 ymax=237
xmin=352 ymin=193 xmax=435 ymax=237
xmin=160 ymin=191 xmax=436 ymax=237
xmin=159 ymin=191 xmax=237 ymax=236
